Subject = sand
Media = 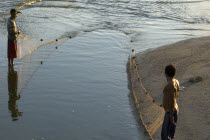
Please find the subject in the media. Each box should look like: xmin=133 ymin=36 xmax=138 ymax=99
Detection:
xmin=128 ymin=36 xmax=210 ymax=140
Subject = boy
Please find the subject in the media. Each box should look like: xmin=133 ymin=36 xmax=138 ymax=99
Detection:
xmin=7 ymin=9 xmax=21 ymax=66
xmin=161 ymin=64 xmax=179 ymax=140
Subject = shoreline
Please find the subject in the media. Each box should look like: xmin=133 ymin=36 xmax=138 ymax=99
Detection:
xmin=128 ymin=36 xmax=210 ymax=140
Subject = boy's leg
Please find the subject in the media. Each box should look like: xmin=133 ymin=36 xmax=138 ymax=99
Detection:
xmin=11 ymin=58 xmax=14 ymax=66
xmin=161 ymin=112 xmax=170 ymax=140
xmin=168 ymin=111 xmax=178 ymax=139
xmin=8 ymin=58 xmax=11 ymax=66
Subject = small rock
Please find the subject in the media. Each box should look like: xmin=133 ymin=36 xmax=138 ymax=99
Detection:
xmin=189 ymin=76 xmax=202 ymax=83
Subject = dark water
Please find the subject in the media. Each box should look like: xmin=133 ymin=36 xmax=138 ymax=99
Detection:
xmin=0 ymin=0 xmax=210 ymax=139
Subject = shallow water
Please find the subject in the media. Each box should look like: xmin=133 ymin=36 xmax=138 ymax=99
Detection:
xmin=0 ymin=30 xmax=148 ymax=140
xmin=0 ymin=0 xmax=210 ymax=139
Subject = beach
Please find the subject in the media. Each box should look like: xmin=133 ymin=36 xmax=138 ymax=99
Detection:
xmin=129 ymin=36 xmax=210 ymax=140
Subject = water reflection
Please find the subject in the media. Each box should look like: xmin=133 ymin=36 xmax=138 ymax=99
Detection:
xmin=8 ymin=66 xmax=22 ymax=121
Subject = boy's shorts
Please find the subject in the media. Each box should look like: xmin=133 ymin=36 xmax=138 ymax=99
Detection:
xmin=161 ymin=111 xmax=178 ymax=140
xmin=8 ymin=40 xmax=18 ymax=58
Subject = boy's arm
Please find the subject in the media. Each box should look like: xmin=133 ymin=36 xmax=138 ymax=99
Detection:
xmin=175 ymin=79 xmax=180 ymax=97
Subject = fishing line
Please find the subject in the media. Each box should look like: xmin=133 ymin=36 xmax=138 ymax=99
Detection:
xmin=129 ymin=49 xmax=165 ymax=136
xmin=17 ymin=34 xmax=71 ymax=95
xmin=17 ymin=33 xmax=70 ymax=59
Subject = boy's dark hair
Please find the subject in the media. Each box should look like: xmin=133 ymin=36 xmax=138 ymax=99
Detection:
xmin=165 ymin=64 xmax=176 ymax=77
xmin=10 ymin=9 xmax=21 ymax=14
xmin=10 ymin=9 xmax=16 ymax=14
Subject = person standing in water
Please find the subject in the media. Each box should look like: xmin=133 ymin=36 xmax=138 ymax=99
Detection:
xmin=161 ymin=64 xmax=179 ymax=140
xmin=7 ymin=9 xmax=21 ymax=66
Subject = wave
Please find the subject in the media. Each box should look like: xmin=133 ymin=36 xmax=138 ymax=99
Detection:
xmin=158 ymin=15 xmax=210 ymax=24
xmin=145 ymin=0 xmax=208 ymax=4
xmin=26 ymin=5 xmax=80 ymax=9
xmin=18 ymin=0 xmax=43 ymax=9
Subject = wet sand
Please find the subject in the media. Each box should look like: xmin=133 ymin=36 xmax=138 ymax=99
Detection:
xmin=129 ymin=36 xmax=210 ymax=140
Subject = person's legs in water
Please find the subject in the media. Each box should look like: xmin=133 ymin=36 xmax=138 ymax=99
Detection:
xmin=8 ymin=58 xmax=11 ymax=66
xmin=11 ymin=58 xmax=14 ymax=66
xmin=8 ymin=58 xmax=14 ymax=66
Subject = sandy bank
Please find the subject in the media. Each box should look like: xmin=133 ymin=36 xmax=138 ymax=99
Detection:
xmin=129 ymin=36 xmax=210 ymax=140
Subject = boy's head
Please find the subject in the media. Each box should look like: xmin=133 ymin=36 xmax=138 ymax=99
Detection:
xmin=165 ymin=64 xmax=176 ymax=78
xmin=10 ymin=9 xmax=21 ymax=18
xmin=10 ymin=9 xmax=21 ymax=14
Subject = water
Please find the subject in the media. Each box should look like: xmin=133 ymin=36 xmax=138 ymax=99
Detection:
xmin=0 ymin=0 xmax=210 ymax=139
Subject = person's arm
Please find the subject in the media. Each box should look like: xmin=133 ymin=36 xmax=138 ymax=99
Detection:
xmin=167 ymin=84 xmax=176 ymax=126
xmin=176 ymin=80 xmax=180 ymax=97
